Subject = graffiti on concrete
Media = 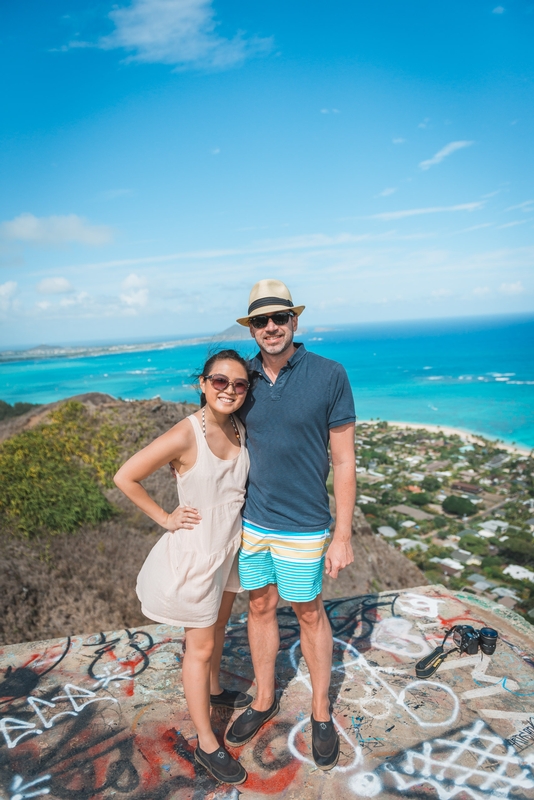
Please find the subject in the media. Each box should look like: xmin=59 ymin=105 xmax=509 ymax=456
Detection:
xmin=507 ymin=716 xmax=534 ymax=752
xmin=0 ymin=637 xmax=72 ymax=705
xmin=1 ymin=587 xmax=534 ymax=798
xmin=350 ymin=719 xmax=534 ymax=799
xmin=83 ymin=629 xmax=154 ymax=682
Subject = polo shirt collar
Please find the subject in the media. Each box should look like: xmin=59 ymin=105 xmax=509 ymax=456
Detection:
xmin=250 ymin=342 xmax=307 ymax=374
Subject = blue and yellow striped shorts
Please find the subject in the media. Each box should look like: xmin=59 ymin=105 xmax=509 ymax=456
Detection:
xmin=238 ymin=519 xmax=331 ymax=603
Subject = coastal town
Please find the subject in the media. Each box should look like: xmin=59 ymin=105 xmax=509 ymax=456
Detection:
xmin=350 ymin=421 xmax=534 ymax=618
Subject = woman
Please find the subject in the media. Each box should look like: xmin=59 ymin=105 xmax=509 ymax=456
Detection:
xmin=114 ymin=350 xmax=251 ymax=785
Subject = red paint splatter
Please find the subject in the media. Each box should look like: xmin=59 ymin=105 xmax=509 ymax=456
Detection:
xmin=228 ymin=727 xmax=304 ymax=794
xmin=242 ymin=753 xmax=301 ymax=794
xmin=135 ymin=725 xmax=196 ymax=785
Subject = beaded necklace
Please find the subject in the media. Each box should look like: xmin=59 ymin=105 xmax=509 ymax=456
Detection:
xmin=201 ymin=407 xmax=240 ymax=444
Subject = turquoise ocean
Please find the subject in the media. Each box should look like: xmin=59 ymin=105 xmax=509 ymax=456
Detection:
xmin=1 ymin=315 xmax=533 ymax=449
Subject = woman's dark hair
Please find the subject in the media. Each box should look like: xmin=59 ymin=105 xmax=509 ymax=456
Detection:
xmin=196 ymin=349 xmax=251 ymax=408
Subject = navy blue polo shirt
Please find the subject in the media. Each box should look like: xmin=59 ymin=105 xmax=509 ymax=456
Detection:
xmin=239 ymin=343 xmax=355 ymax=532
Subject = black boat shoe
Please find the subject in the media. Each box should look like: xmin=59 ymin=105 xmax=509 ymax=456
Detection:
xmin=210 ymin=688 xmax=253 ymax=710
xmin=194 ymin=744 xmax=247 ymax=784
xmin=311 ymin=715 xmax=340 ymax=771
xmin=225 ymin=696 xmax=280 ymax=746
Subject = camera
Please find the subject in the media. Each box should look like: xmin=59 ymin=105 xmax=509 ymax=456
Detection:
xmin=452 ymin=625 xmax=498 ymax=656
xmin=415 ymin=624 xmax=498 ymax=679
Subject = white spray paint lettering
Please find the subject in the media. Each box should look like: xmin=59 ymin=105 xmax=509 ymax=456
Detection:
xmin=10 ymin=773 xmax=50 ymax=800
xmin=0 ymin=684 xmax=117 ymax=749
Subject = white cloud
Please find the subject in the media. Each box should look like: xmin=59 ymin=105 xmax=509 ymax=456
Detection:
xmin=378 ymin=187 xmax=397 ymax=197
xmin=98 ymin=0 xmax=272 ymax=70
xmin=497 ymin=220 xmax=527 ymax=229
xmin=392 ymin=138 xmax=406 ymax=144
xmin=473 ymin=286 xmax=490 ymax=296
xmin=456 ymin=223 xmax=493 ymax=234
xmin=418 ymin=118 xmax=430 ymax=129
xmin=493 ymin=6 xmax=505 ymax=13
xmin=505 ymin=200 xmax=533 ymax=213
xmin=34 ymin=291 xmax=92 ymax=313
xmin=367 ymin=201 xmax=484 ymax=221
xmin=0 ymin=213 xmax=113 ymax=246
xmin=120 ymin=273 xmax=149 ymax=308
xmin=37 ymin=277 xmax=74 ymax=294
xmin=499 ymin=281 xmax=524 ymax=295
xmin=210 ymin=147 xmax=221 ymax=155
xmin=0 ymin=281 xmax=17 ymax=312
xmin=59 ymin=291 xmax=91 ymax=308
xmin=431 ymin=289 xmax=453 ymax=298
xmin=419 ymin=140 xmax=474 ymax=171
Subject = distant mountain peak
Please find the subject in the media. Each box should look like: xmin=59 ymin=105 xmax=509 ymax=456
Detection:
xmin=212 ymin=324 xmax=251 ymax=341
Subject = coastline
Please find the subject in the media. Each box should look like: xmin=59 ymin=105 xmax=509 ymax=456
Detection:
xmin=361 ymin=419 xmax=532 ymax=457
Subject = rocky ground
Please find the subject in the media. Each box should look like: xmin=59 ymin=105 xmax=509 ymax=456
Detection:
xmin=0 ymin=394 xmax=426 ymax=645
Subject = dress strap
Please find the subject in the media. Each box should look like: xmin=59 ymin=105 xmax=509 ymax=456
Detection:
xmin=169 ymin=414 xmax=204 ymax=476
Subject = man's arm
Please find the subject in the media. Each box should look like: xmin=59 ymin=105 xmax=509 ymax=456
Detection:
xmin=325 ymin=422 xmax=356 ymax=579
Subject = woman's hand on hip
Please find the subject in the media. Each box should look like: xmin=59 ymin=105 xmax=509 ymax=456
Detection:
xmin=165 ymin=505 xmax=202 ymax=531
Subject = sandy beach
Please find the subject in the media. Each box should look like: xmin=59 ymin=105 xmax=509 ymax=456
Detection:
xmin=359 ymin=419 xmax=532 ymax=457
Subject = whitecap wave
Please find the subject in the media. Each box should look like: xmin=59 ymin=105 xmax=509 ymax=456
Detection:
xmin=127 ymin=368 xmax=157 ymax=375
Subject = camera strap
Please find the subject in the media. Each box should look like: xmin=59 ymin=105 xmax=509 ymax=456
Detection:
xmin=415 ymin=628 xmax=459 ymax=679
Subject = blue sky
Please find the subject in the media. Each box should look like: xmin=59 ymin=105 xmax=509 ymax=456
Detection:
xmin=1 ymin=0 xmax=533 ymax=347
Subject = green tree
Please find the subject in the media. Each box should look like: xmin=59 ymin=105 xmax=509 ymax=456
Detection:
xmin=409 ymin=492 xmax=431 ymax=507
xmin=458 ymin=534 xmax=488 ymax=556
xmin=500 ymin=538 xmax=534 ymax=567
xmin=442 ymin=495 xmax=477 ymax=517
xmin=422 ymin=475 xmax=440 ymax=492
xmin=381 ymin=489 xmax=404 ymax=505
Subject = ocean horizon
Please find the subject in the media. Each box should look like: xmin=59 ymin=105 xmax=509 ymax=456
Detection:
xmin=2 ymin=314 xmax=533 ymax=449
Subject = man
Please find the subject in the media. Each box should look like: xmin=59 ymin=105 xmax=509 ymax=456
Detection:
xmin=226 ymin=279 xmax=356 ymax=770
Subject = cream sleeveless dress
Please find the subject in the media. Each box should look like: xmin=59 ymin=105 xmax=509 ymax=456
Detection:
xmin=136 ymin=413 xmax=249 ymax=628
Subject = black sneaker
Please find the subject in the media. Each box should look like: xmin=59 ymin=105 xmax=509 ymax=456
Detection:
xmin=194 ymin=745 xmax=247 ymax=785
xmin=225 ymin=697 xmax=280 ymax=746
xmin=210 ymin=688 xmax=253 ymax=710
xmin=311 ymin=715 xmax=340 ymax=771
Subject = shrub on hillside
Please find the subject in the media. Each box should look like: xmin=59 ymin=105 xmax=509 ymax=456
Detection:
xmin=0 ymin=399 xmax=40 ymax=421
xmin=0 ymin=401 xmax=123 ymax=535
xmin=442 ymin=495 xmax=477 ymax=517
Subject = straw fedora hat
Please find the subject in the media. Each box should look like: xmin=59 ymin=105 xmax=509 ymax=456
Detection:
xmin=236 ymin=279 xmax=305 ymax=326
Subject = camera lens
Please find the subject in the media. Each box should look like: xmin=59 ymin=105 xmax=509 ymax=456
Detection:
xmin=479 ymin=627 xmax=498 ymax=655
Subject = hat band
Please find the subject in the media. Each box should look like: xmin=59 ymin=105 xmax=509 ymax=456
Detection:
xmin=248 ymin=296 xmax=293 ymax=315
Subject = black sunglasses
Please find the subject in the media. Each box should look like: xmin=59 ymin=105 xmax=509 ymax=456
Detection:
xmin=204 ymin=374 xmax=250 ymax=394
xmin=250 ymin=312 xmax=294 ymax=329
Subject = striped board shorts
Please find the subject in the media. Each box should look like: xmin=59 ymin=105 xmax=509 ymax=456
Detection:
xmin=238 ymin=519 xmax=331 ymax=603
